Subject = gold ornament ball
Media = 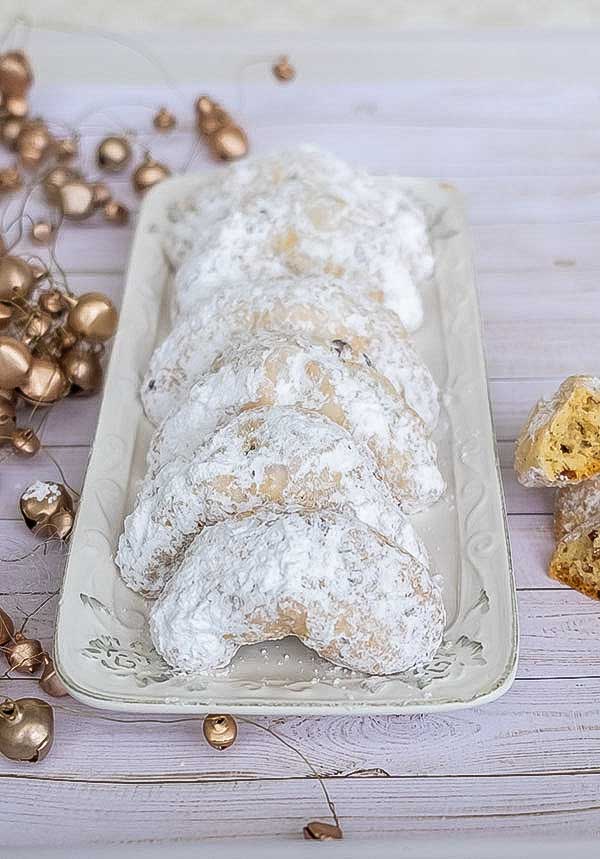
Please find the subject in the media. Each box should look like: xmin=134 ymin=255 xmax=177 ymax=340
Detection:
xmin=42 ymin=164 xmax=81 ymax=205
xmin=55 ymin=137 xmax=78 ymax=161
xmin=0 ymin=606 xmax=14 ymax=647
xmin=273 ymin=56 xmax=296 ymax=82
xmin=0 ymin=116 xmax=23 ymax=150
xmin=0 ymin=165 xmax=22 ymax=194
xmin=202 ymin=714 xmax=238 ymax=750
xmin=11 ymin=427 xmax=41 ymax=457
xmin=132 ymin=154 xmax=171 ymax=194
xmin=303 ymin=822 xmax=343 ymax=841
xmin=0 ymin=51 xmax=33 ymax=97
xmin=0 ymin=336 xmax=33 ymax=389
xmin=103 ymin=200 xmax=129 ymax=225
xmin=92 ymin=181 xmax=111 ymax=209
xmin=0 ymin=255 xmax=34 ymax=302
xmin=17 ymin=119 xmax=53 ymax=170
xmin=58 ymin=180 xmax=95 ymax=221
xmin=97 ymin=135 xmax=132 ymax=172
xmin=31 ymin=220 xmax=54 ymax=244
xmin=39 ymin=654 xmax=69 ymax=698
xmin=61 ymin=345 xmax=103 ymax=395
xmin=198 ymin=106 xmax=230 ymax=137
xmin=20 ymin=480 xmax=73 ymax=529
xmin=0 ymin=303 xmax=13 ymax=330
xmin=153 ymin=107 xmax=176 ymax=131
xmin=0 ymin=698 xmax=54 ymax=763
xmin=38 ymin=289 xmax=66 ymax=316
xmin=209 ymin=125 xmax=248 ymax=161
xmin=195 ymin=95 xmax=214 ymax=116
xmin=4 ymin=93 xmax=28 ymax=118
xmin=18 ymin=355 xmax=70 ymax=405
xmin=5 ymin=633 xmax=44 ymax=674
xmin=66 ymin=292 xmax=118 ymax=343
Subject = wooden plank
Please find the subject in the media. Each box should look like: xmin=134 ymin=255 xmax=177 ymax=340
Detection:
xmin=0 ymin=677 xmax=598 ymax=782
xmin=0 ymin=775 xmax=598 ymax=847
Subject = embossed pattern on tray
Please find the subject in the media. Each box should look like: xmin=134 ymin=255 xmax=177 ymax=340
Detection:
xmin=55 ymin=175 xmax=518 ymax=714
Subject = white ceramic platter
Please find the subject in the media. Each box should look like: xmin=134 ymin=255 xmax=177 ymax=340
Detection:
xmin=55 ymin=173 xmax=518 ymax=714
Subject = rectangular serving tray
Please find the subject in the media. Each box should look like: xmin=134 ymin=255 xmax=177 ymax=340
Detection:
xmin=55 ymin=172 xmax=518 ymax=714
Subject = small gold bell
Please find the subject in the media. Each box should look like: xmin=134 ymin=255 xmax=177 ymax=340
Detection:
xmin=0 ymin=606 xmax=14 ymax=647
xmin=11 ymin=427 xmax=41 ymax=457
xmin=0 ymin=256 xmax=34 ymax=302
xmin=0 ymin=51 xmax=34 ymax=97
xmin=103 ymin=200 xmax=129 ymax=225
xmin=273 ymin=56 xmax=296 ymax=82
xmin=97 ymin=136 xmax=131 ymax=172
xmin=54 ymin=137 xmax=78 ymax=161
xmin=153 ymin=107 xmax=176 ymax=131
xmin=60 ymin=345 xmax=103 ymax=395
xmin=209 ymin=125 xmax=248 ymax=161
xmin=35 ymin=508 xmax=74 ymax=541
xmin=0 ymin=116 xmax=24 ymax=150
xmin=30 ymin=221 xmax=54 ymax=244
xmin=20 ymin=480 xmax=73 ymax=531
xmin=5 ymin=632 xmax=44 ymax=674
xmin=39 ymin=654 xmax=69 ymax=698
xmin=91 ymin=182 xmax=111 ymax=209
xmin=202 ymin=714 xmax=238 ymax=749
xmin=0 ymin=336 xmax=33 ymax=389
xmin=66 ymin=292 xmax=118 ymax=342
xmin=303 ymin=822 xmax=343 ymax=840
xmin=17 ymin=355 xmax=70 ymax=405
xmin=132 ymin=154 xmax=171 ymax=194
xmin=4 ymin=94 xmax=28 ymax=118
xmin=0 ymin=697 xmax=54 ymax=763
xmin=0 ymin=165 xmax=22 ymax=194
xmin=42 ymin=164 xmax=81 ymax=205
xmin=58 ymin=180 xmax=95 ymax=221
xmin=38 ymin=289 xmax=66 ymax=316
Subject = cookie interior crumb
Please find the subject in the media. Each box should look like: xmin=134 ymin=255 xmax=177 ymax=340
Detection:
xmin=549 ymin=523 xmax=600 ymax=600
xmin=543 ymin=386 xmax=600 ymax=482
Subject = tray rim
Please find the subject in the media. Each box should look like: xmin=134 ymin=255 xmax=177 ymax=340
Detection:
xmin=55 ymin=171 xmax=519 ymax=715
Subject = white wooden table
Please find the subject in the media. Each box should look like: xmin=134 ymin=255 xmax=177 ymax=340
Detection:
xmin=1 ymin=31 xmax=600 ymax=852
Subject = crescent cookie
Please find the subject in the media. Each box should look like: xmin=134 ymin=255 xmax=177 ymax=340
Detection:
xmin=554 ymin=474 xmax=600 ymax=541
xmin=143 ymin=276 xmax=439 ymax=429
xmin=149 ymin=510 xmax=446 ymax=675
xmin=116 ymin=406 xmax=429 ymax=597
xmin=163 ymin=146 xmax=432 ymax=332
xmin=514 ymin=375 xmax=600 ymax=488
xmin=147 ymin=333 xmax=445 ymax=513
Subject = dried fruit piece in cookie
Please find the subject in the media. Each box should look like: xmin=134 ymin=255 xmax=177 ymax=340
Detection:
xmin=116 ymin=406 xmax=429 ymax=597
xmin=554 ymin=474 xmax=600 ymax=540
xmin=549 ymin=519 xmax=600 ymax=600
xmin=147 ymin=332 xmax=445 ymax=513
xmin=149 ymin=510 xmax=446 ymax=675
xmin=143 ymin=276 xmax=439 ymax=429
xmin=514 ymin=375 xmax=600 ymax=487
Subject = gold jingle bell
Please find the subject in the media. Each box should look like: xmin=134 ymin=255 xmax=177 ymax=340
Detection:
xmin=303 ymin=822 xmax=343 ymax=841
xmin=198 ymin=106 xmax=230 ymax=137
xmin=0 ymin=165 xmax=22 ymax=194
xmin=153 ymin=107 xmax=176 ymax=131
xmin=18 ymin=355 xmax=70 ymax=405
xmin=58 ymin=180 xmax=95 ymax=221
xmin=5 ymin=633 xmax=44 ymax=674
xmin=11 ymin=427 xmax=41 ymax=457
xmin=39 ymin=654 xmax=68 ymax=698
xmin=202 ymin=714 xmax=237 ymax=750
xmin=17 ymin=119 xmax=53 ymax=170
xmin=0 ymin=337 xmax=33 ymax=389
xmin=195 ymin=95 xmax=214 ymax=117
xmin=66 ymin=292 xmax=118 ymax=342
xmin=91 ymin=182 xmax=111 ymax=209
xmin=38 ymin=289 xmax=66 ymax=316
xmin=97 ymin=135 xmax=131 ymax=172
xmin=103 ymin=200 xmax=129 ymax=225
xmin=132 ymin=154 xmax=171 ymax=194
xmin=42 ymin=164 xmax=81 ymax=205
xmin=22 ymin=309 xmax=53 ymax=343
xmin=61 ymin=345 xmax=103 ymax=395
xmin=20 ymin=480 xmax=73 ymax=531
xmin=0 ymin=116 xmax=23 ymax=150
xmin=209 ymin=125 xmax=248 ymax=161
xmin=0 ymin=697 xmax=54 ymax=763
xmin=31 ymin=221 xmax=54 ymax=244
xmin=0 ymin=51 xmax=33 ymax=97
xmin=0 ymin=303 xmax=13 ymax=330
xmin=0 ymin=606 xmax=14 ymax=647
xmin=273 ymin=56 xmax=296 ymax=82
xmin=0 ymin=256 xmax=34 ymax=302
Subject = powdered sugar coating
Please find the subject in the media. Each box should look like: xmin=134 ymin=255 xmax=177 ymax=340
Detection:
xmin=117 ymin=406 xmax=428 ymax=597
xmin=142 ymin=276 xmax=439 ymax=429
xmin=22 ymin=481 xmax=62 ymax=503
xmin=163 ymin=146 xmax=432 ymax=332
xmin=554 ymin=474 xmax=600 ymax=540
xmin=148 ymin=332 xmax=445 ymax=513
xmin=149 ymin=510 xmax=446 ymax=675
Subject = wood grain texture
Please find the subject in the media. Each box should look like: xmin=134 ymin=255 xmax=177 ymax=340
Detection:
xmin=1 ymin=34 xmax=600 ymax=849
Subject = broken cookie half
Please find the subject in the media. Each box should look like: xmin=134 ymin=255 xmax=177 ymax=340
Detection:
xmin=515 ymin=375 xmax=600 ymax=488
xmin=549 ymin=520 xmax=600 ymax=600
